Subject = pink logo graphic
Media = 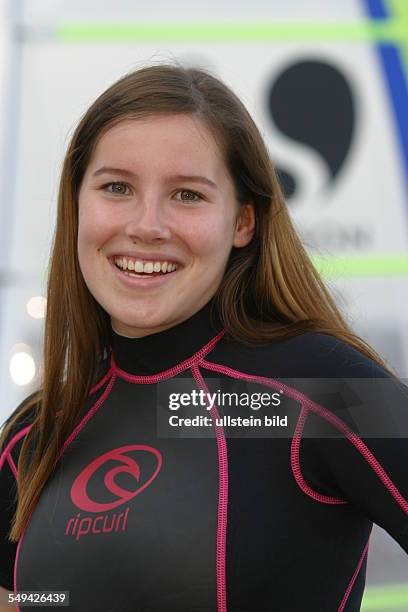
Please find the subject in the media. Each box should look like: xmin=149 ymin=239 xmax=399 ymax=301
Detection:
xmin=70 ymin=445 xmax=162 ymax=512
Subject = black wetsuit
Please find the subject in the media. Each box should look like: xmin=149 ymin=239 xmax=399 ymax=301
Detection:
xmin=1 ymin=298 xmax=407 ymax=611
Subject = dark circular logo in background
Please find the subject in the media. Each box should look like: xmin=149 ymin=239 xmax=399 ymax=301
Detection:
xmin=266 ymin=59 xmax=355 ymax=200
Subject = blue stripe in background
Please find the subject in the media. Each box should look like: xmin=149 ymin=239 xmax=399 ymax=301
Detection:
xmin=377 ymin=45 xmax=408 ymax=187
xmin=363 ymin=0 xmax=408 ymax=202
xmin=365 ymin=0 xmax=389 ymax=19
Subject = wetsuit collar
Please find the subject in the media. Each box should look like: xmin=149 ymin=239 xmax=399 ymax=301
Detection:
xmin=109 ymin=297 xmax=223 ymax=375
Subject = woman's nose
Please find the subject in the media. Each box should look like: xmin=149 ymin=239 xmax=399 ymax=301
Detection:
xmin=124 ymin=198 xmax=171 ymax=242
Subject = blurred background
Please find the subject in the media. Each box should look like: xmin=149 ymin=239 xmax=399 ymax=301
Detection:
xmin=0 ymin=0 xmax=407 ymax=609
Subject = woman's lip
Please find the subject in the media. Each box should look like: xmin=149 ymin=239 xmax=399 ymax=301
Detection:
xmin=110 ymin=254 xmax=181 ymax=265
xmin=109 ymin=259 xmax=180 ymax=289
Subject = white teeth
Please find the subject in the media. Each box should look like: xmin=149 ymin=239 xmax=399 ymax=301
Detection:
xmin=114 ymin=257 xmax=179 ymax=274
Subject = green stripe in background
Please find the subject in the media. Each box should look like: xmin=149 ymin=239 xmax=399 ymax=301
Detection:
xmin=57 ymin=21 xmax=408 ymax=43
xmin=53 ymin=0 xmax=408 ymax=43
xmin=362 ymin=583 xmax=408 ymax=610
xmin=311 ymin=254 xmax=408 ymax=277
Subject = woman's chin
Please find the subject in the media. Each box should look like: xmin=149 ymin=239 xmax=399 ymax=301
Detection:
xmin=110 ymin=314 xmax=174 ymax=337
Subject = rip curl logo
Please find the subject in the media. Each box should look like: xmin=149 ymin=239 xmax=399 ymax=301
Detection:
xmin=70 ymin=444 xmax=162 ymax=512
xmin=65 ymin=445 xmax=162 ymax=541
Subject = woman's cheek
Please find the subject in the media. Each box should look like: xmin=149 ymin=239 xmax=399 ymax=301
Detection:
xmin=78 ymin=204 xmax=114 ymax=249
xmin=185 ymin=216 xmax=229 ymax=255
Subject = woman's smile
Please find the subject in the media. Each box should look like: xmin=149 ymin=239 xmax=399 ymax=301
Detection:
xmin=108 ymin=255 xmax=182 ymax=289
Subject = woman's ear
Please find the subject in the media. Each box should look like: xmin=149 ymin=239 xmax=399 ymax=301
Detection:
xmin=233 ymin=202 xmax=255 ymax=248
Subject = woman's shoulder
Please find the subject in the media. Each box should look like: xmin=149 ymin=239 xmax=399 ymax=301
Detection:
xmin=210 ymin=331 xmax=392 ymax=379
xmin=0 ymin=391 xmax=39 ymax=461
xmin=209 ymin=332 xmax=407 ymax=436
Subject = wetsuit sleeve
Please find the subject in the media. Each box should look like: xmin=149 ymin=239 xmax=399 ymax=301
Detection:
xmin=300 ymin=416 xmax=408 ymax=553
xmin=0 ymin=398 xmax=38 ymax=589
xmin=297 ymin=342 xmax=408 ymax=554
xmin=0 ymin=444 xmax=18 ymax=590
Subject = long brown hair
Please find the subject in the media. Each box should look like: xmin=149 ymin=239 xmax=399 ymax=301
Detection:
xmin=1 ymin=60 xmax=393 ymax=541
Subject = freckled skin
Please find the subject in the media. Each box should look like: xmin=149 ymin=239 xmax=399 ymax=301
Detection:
xmin=77 ymin=114 xmax=255 ymax=338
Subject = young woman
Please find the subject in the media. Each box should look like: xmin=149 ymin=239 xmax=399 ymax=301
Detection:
xmin=0 ymin=62 xmax=407 ymax=612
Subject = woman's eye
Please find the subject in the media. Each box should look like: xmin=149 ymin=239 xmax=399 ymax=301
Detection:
xmin=102 ymin=182 xmax=131 ymax=196
xmin=174 ymin=189 xmax=203 ymax=203
xmin=100 ymin=183 xmax=203 ymax=202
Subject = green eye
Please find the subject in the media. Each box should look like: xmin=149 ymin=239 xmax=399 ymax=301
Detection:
xmin=174 ymin=189 xmax=203 ymax=203
xmin=102 ymin=182 xmax=131 ymax=195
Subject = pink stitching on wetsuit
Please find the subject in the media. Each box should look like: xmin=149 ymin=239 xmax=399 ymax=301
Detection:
xmin=59 ymin=373 xmax=117 ymax=458
xmin=291 ymin=405 xmax=346 ymax=505
xmin=191 ymin=363 xmax=228 ymax=612
xmin=6 ymin=452 xmax=17 ymax=479
xmin=90 ymin=365 xmax=114 ymax=395
xmin=54 ymin=368 xmax=114 ymax=417
xmin=0 ymin=425 xmax=32 ymax=473
xmin=111 ymin=330 xmax=225 ymax=383
xmin=200 ymin=359 xmax=408 ymax=515
xmin=338 ymin=535 xmax=371 ymax=611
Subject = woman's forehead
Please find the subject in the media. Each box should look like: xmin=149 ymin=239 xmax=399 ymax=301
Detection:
xmin=96 ymin=114 xmax=217 ymax=150
xmin=86 ymin=115 xmax=229 ymax=187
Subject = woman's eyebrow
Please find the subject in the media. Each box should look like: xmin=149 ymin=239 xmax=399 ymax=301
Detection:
xmin=92 ymin=166 xmax=218 ymax=190
xmin=93 ymin=166 xmax=134 ymax=178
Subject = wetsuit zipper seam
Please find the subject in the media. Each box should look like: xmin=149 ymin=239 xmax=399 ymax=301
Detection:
xmin=191 ymin=361 xmax=228 ymax=612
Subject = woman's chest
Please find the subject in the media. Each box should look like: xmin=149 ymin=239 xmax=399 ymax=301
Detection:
xmin=14 ymin=381 xmax=364 ymax=611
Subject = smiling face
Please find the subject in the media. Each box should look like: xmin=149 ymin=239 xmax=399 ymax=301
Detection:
xmin=77 ymin=114 xmax=255 ymax=337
